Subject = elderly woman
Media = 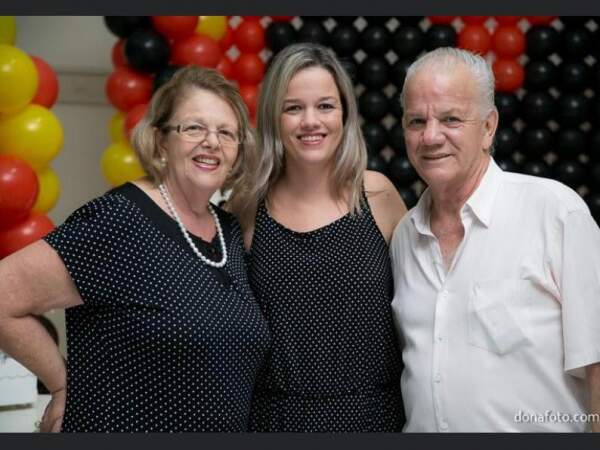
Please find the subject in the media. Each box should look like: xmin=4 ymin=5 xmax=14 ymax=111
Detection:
xmin=228 ymin=43 xmax=407 ymax=432
xmin=0 ymin=66 xmax=270 ymax=432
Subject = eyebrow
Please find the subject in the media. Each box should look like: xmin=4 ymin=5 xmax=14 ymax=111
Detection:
xmin=283 ymin=96 xmax=339 ymax=103
xmin=179 ymin=116 xmax=238 ymax=130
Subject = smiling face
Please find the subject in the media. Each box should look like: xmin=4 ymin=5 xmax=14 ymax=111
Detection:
xmin=159 ymin=87 xmax=239 ymax=197
xmin=280 ymin=66 xmax=344 ymax=170
xmin=402 ymin=64 xmax=498 ymax=192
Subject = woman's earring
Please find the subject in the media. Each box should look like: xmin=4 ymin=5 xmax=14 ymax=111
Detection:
xmin=160 ymin=156 xmax=167 ymax=166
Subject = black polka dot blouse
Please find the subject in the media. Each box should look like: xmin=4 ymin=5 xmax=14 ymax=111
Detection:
xmin=43 ymin=183 xmax=271 ymax=432
xmin=247 ymin=194 xmax=405 ymax=432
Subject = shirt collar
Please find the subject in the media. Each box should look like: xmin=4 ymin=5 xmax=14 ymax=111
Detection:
xmin=410 ymin=157 xmax=503 ymax=235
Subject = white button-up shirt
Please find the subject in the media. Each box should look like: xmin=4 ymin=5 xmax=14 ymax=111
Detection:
xmin=390 ymin=158 xmax=600 ymax=432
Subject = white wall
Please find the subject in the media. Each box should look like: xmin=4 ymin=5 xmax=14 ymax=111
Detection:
xmin=14 ymin=16 xmax=118 ymax=355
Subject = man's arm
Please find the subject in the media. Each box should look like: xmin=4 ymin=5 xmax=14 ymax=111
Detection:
xmin=587 ymin=363 xmax=600 ymax=432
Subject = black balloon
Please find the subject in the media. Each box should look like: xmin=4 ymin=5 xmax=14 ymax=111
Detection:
xmin=359 ymin=90 xmax=389 ymax=121
xmin=592 ymin=99 xmax=600 ymax=124
xmin=590 ymin=129 xmax=600 ymax=162
xmin=496 ymin=157 xmax=519 ymax=172
xmin=389 ymin=92 xmax=404 ymax=119
xmin=558 ymin=93 xmax=590 ymax=127
xmin=398 ymin=186 xmax=419 ymax=209
xmin=153 ymin=65 xmax=181 ymax=92
xmin=526 ymin=25 xmax=559 ymax=59
xmin=522 ymin=126 xmax=554 ymax=158
xmin=556 ymin=128 xmax=587 ymax=157
xmin=495 ymin=92 xmax=520 ymax=125
xmin=559 ymin=61 xmax=591 ymax=93
xmin=588 ymin=163 xmax=600 ymax=188
xmin=524 ymin=59 xmax=557 ymax=90
xmin=388 ymin=122 xmax=406 ymax=153
xmin=392 ymin=25 xmax=425 ymax=60
xmin=367 ymin=153 xmax=388 ymax=174
xmin=554 ymin=160 xmax=585 ymax=188
xmin=586 ymin=192 xmax=600 ymax=223
xmin=390 ymin=59 xmax=412 ymax=89
xmin=560 ymin=26 xmax=592 ymax=60
xmin=125 ymin=29 xmax=170 ymax=73
xmin=559 ymin=17 xmax=590 ymax=27
xmin=388 ymin=154 xmax=419 ymax=186
xmin=338 ymin=57 xmax=358 ymax=84
xmin=363 ymin=16 xmax=390 ymax=26
xmin=332 ymin=16 xmax=357 ymax=25
xmin=104 ymin=16 xmax=150 ymax=39
xmin=521 ymin=160 xmax=552 ymax=178
xmin=362 ymin=122 xmax=388 ymax=153
xmin=266 ymin=22 xmax=297 ymax=53
xmin=360 ymin=25 xmax=391 ymax=56
xmin=521 ymin=91 xmax=556 ymax=124
xmin=330 ymin=24 xmax=360 ymax=57
xmin=358 ymin=56 xmax=390 ymax=89
xmin=425 ymin=24 xmax=457 ymax=50
xmin=396 ymin=16 xmax=424 ymax=27
xmin=494 ymin=126 xmax=520 ymax=157
xmin=298 ymin=20 xmax=330 ymax=46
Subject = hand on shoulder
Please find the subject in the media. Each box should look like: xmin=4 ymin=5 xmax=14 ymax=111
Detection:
xmin=364 ymin=170 xmax=408 ymax=244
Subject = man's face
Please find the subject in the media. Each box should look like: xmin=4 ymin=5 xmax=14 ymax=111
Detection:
xmin=402 ymin=65 xmax=498 ymax=191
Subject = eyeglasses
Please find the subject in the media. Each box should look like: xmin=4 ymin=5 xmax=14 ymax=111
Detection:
xmin=162 ymin=123 xmax=241 ymax=148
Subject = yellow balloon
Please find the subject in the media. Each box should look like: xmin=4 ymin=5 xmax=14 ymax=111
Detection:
xmin=100 ymin=141 xmax=145 ymax=186
xmin=0 ymin=104 xmax=63 ymax=170
xmin=33 ymin=166 xmax=61 ymax=213
xmin=0 ymin=44 xmax=38 ymax=115
xmin=108 ymin=110 xmax=127 ymax=143
xmin=195 ymin=16 xmax=228 ymax=40
xmin=0 ymin=17 xmax=16 ymax=45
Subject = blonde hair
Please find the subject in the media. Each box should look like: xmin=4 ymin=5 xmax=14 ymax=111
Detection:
xmin=227 ymin=43 xmax=367 ymax=228
xmin=131 ymin=65 xmax=255 ymax=192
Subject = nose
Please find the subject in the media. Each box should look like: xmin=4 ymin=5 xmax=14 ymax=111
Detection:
xmin=421 ymin=118 xmax=445 ymax=147
xmin=300 ymin=107 xmax=320 ymax=129
xmin=201 ymin=129 xmax=220 ymax=148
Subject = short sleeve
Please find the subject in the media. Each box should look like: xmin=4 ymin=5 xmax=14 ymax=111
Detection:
xmin=554 ymin=209 xmax=600 ymax=377
xmin=43 ymin=195 xmax=139 ymax=307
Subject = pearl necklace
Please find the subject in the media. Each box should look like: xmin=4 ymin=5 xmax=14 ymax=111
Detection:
xmin=158 ymin=183 xmax=227 ymax=268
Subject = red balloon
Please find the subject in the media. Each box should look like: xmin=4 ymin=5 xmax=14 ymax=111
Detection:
xmin=494 ymin=16 xmax=521 ymax=25
xmin=171 ymin=34 xmax=222 ymax=68
xmin=234 ymin=20 xmax=266 ymax=53
xmin=0 ymin=211 xmax=54 ymax=258
xmin=124 ymin=102 xmax=148 ymax=140
xmin=241 ymin=16 xmax=262 ymax=22
xmin=526 ymin=16 xmax=555 ymax=25
xmin=492 ymin=25 xmax=525 ymax=58
xmin=234 ymin=53 xmax=265 ymax=85
xmin=151 ymin=16 xmax=199 ymax=40
xmin=219 ymin=26 xmax=235 ymax=51
xmin=271 ymin=16 xmax=294 ymax=22
xmin=428 ymin=16 xmax=455 ymax=25
xmin=105 ymin=67 xmax=153 ymax=112
xmin=461 ymin=16 xmax=488 ymax=25
xmin=30 ymin=55 xmax=59 ymax=109
xmin=111 ymin=40 xmax=128 ymax=68
xmin=458 ymin=25 xmax=492 ymax=55
xmin=493 ymin=58 xmax=524 ymax=92
xmin=0 ymin=155 xmax=39 ymax=230
xmin=216 ymin=55 xmax=234 ymax=80
xmin=238 ymin=84 xmax=259 ymax=117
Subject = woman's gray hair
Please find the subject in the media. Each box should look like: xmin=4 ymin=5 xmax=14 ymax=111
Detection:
xmin=227 ymin=42 xmax=368 ymax=227
xmin=400 ymin=47 xmax=496 ymax=119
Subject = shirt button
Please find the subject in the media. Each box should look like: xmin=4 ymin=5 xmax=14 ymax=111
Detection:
xmin=442 ymin=290 xmax=448 ymax=297
xmin=436 ymin=335 xmax=443 ymax=342
xmin=434 ymin=373 xmax=442 ymax=383
xmin=440 ymin=422 xmax=449 ymax=431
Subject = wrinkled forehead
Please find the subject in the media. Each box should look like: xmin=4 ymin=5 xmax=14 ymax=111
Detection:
xmin=403 ymin=67 xmax=480 ymax=115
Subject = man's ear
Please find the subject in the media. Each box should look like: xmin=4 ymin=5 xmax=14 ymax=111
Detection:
xmin=483 ymin=108 xmax=499 ymax=151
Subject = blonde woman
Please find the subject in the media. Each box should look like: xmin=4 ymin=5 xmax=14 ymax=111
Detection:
xmin=228 ymin=43 xmax=407 ymax=432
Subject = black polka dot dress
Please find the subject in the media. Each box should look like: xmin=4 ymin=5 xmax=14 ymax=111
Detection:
xmin=247 ymin=195 xmax=404 ymax=432
xmin=43 ymin=183 xmax=271 ymax=432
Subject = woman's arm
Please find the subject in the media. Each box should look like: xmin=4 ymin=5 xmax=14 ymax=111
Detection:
xmin=0 ymin=240 xmax=83 ymax=430
xmin=364 ymin=170 xmax=408 ymax=244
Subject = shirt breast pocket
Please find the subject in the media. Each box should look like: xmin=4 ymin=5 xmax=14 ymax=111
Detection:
xmin=467 ymin=278 xmax=533 ymax=355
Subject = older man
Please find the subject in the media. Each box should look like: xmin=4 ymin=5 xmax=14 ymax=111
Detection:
xmin=390 ymin=47 xmax=600 ymax=432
